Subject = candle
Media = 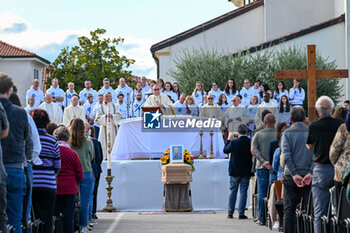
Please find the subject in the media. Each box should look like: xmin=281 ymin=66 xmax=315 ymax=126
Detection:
xmin=107 ymin=103 xmax=112 ymax=170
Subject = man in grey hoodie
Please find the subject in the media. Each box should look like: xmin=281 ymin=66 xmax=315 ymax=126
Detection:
xmin=282 ymin=106 xmax=313 ymax=233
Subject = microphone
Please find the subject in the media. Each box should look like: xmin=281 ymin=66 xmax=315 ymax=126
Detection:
xmin=145 ymin=93 xmax=154 ymax=96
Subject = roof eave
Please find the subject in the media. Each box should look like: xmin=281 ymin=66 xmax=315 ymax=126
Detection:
xmin=0 ymin=55 xmax=50 ymax=66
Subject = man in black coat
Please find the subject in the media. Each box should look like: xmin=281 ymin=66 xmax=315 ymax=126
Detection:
xmin=224 ymin=124 xmax=252 ymax=219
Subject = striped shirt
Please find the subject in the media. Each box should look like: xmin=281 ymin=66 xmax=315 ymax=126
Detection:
xmin=33 ymin=128 xmax=61 ymax=190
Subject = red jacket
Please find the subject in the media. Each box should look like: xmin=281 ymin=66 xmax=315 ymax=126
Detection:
xmin=56 ymin=145 xmax=84 ymax=195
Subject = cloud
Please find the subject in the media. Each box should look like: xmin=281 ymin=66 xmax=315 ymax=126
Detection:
xmin=2 ymin=22 xmax=27 ymax=33
xmin=0 ymin=12 xmax=157 ymax=79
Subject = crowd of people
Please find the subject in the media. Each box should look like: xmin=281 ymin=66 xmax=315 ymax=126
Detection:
xmin=0 ymin=73 xmax=103 ymax=233
xmin=224 ymin=95 xmax=350 ymax=233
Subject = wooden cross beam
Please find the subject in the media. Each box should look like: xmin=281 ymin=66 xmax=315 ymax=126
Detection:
xmin=276 ymin=45 xmax=348 ymax=122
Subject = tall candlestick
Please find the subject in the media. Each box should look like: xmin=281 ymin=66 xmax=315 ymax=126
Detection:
xmin=107 ymin=103 xmax=112 ymax=169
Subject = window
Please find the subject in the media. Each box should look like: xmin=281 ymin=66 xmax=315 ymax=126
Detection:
xmin=34 ymin=69 xmax=39 ymax=79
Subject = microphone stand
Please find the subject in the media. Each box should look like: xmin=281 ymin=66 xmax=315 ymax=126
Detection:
xmin=126 ymin=92 xmax=130 ymax=118
xmin=135 ymin=93 xmax=152 ymax=113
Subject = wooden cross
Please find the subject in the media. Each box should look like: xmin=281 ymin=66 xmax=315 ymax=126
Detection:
xmin=276 ymin=45 xmax=348 ymax=122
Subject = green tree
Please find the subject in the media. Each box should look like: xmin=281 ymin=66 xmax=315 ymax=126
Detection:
xmin=169 ymin=45 xmax=342 ymax=111
xmin=47 ymin=28 xmax=135 ymax=92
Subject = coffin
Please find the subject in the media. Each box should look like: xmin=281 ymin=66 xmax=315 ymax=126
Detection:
xmin=161 ymin=163 xmax=192 ymax=183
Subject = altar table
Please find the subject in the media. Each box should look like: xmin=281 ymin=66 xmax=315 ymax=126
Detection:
xmin=110 ymin=117 xmax=226 ymax=160
xmin=97 ymin=159 xmax=250 ymax=211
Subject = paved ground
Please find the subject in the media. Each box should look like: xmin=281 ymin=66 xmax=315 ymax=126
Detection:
xmin=90 ymin=209 xmax=277 ymax=233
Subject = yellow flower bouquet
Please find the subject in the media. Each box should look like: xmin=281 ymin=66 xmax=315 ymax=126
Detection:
xmin=160 ymin=148 xmax=195 ymax=171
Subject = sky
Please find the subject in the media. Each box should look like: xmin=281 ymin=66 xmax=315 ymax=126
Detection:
xmin=0 ymin=0 xmax=236 ymax=79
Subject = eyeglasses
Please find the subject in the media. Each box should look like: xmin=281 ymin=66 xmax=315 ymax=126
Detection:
xmin=208 ymin=97 xmax=214 ymax=100
xmin=154 ymin=89 xmax=160 ymax=91
xmin=244 ymin=82 xmax=250 ymax=84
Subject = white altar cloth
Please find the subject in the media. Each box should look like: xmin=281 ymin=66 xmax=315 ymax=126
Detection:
xmin=97 ymin=160 xmax=250 ymax=211
xmin=111 ymin=117 xmax=226 ymax=160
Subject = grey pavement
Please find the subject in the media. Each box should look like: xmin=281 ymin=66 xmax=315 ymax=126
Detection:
xmin=90 ymin=209 xmax=277 ymax=233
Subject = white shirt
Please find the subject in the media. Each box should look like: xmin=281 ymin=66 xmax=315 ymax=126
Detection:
xmin=224 ymin=90 xmax=239 ymax=105
xmin=83 ymin=102 xmax=96 ymax=119
xmin=142 ymin=84 xmax=151 ymax=93
xmin=192 ymin=90 xmax=206 ymax=106
xmin=24 ymin=105 xmax=36 ymax=114
xmin=274 ymin=90 xmax=289 ymax=106
xmin=92 ymin=103 xmax=102 ymax=127
xmin=98 ymin=87 xmax=117 ymax=103
xmin=115 ymin=85 xmax=133 ymax=105
xmin=208 ymin=88 xmax=223 ymax=104
xmin=26 ymin=87 xmax=44 ymax=108
xmin=219 ymin=103 xmax=230 ymax=114
xmin=64 ymin=90 xmax=77 ymax=107
xmin=289 ymin=88 xmax=305 ymax=105
xmin=116 ymin=102 xmax=129 ymax=118
xmin=173 ymin=101 xmax=187 ymax=115
xmin=163 ymin=91 xmax=178 ymax=102
xmin=46 ymin=85 xmax=65 ymax=107
xmin=27 ymin=114 xmax=42 ymax=165
xmin=240 ymin=87 xmax=253 ymax=107
xmin=79 ymin=88 xmax=98 ymax=104
xmin=251 ymin=87 xmax=261 ymax=98
xmin=130 ymin=100 xmax=144 ymax=117
xmin=186 ymin=104 xmax=199 ymax=116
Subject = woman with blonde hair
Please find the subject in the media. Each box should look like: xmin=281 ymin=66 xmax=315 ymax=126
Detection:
xmin=185 ymin=96 xmax=199 ymax=116
xmin=192 ymin=81 xmax=207 ymax=106
xmin=69 ymin=118 xmax=94 ymax=233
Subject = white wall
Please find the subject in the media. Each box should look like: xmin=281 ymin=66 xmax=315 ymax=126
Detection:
xmin=264 ymin=0 xmax=337 ymax=41
xmin=0 ymin=59 xmax=45 ymax=106
xmin=159 ymin=5 xmax=265 ymax=82
xmin=254 ymin=23 xmax=348 ymax=100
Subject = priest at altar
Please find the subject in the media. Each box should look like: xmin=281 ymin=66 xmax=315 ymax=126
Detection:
xmin=63 ymin=94 xmax=85 ymax=127
xmin=39 ymin=93 xmax=62 ymax=124
xmin=144 ymin=84 xmax=175 ymax=115
xmin=224 ymin=96 xmax=248 ymax=133
xmin=199 ymin=94 xmax=223 ymax=121
xmin=96 ymin=92 xmax=123 ymax=159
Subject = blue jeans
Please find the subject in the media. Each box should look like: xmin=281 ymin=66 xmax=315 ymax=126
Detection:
xmin=88 ymin=178 xmax=95 ymax=220
xmin=94 ymin=126 xmax=100 ymax=140
xmin=312 ymin=165 xmax=334 ymax=233
xmin=228 ymin=176 xmax=250 ymax=216
xmin=80 ymin=172 xmax=94 ymax=227
xmin=5 ymin=167 xmax=26 ymax=233
xmin=256 ymin=169 xmax=269 ymax=221
xmin=26 ymin=164 xmax=33 ymax=223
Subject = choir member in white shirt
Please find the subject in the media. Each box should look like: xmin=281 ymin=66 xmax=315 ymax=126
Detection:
xmin=79 ymin=80 xmax=98 ymax=104
xmin=116 ymin=93 xmax=129 ymax=118
xmin=39 ymin=93 xmax=62 ymax=124
xmin=274 ymin=81 xmax=289 ymax=105
xmin=83 ymin=93 xmax=96 ymax=125
xmin=208 ymin=81 xmax=223 ymax=104
xmin=172 ymin=82 xmax=181 ymax=102
xmin=267 ymin=90 xmax=278 ymax=106
xmin=184 ymin=96 xmax=199 ymax=116
xmin=289 ymin=79 xmax=305 ymax=107
xmin=278 ymin=95 xmax=292 ymax=125
xmin=192 ymin=81 xmax=206 ymax=106
xmin=157 ymin=79 xmax=165 ymax=92
xmin=130 ymin=92 xmax=144 ymax=117
xmin=115 ymin=78 xmax=133 ymax=105
xmin=224 ymin=79 xmax=239 ymax=105
xmin=217 ymin=94 xmax=230 ymax=114
xmin=64 ymin=82 xmax=77 ymax=107
xmin=25 ymin=96 xmax=36 ymax=114
xmin=258 ymin=84 xmax=269 ymax=104
xmin=163 ymin=82 xmax=178 ymax=102
xmin=46 ymin=78 xmax=65 ymax=107
xmin=247 ymin=95 xmax=259 ymax=131
xmin=26 ymin=79 xmax=44 ymax=108
xmin=224 ymin=96 xmax=248 ymax=133
xmin=173 ymin=94 xmax=187 ymax=115
xmin=240 ymin=79 xmax=253 ymax=107
xmin=63 ymin=95 xmax=85 ymax=127
xmin=131 ymin=82 xmax=145 ymax=103
xmin=98 ymin=78 xmax=117 ymax=103
xmin=251 ymin=80 xmax=261 ymax=99
xmin=141 ymin=76 xmax=151 ymax=93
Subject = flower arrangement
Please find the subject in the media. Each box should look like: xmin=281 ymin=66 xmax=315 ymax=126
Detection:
xmin=160 ymin=148 xmax=195 ymax=171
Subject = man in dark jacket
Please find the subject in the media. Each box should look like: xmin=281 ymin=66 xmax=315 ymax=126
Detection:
xmin=0 ymin=73 xmax=33 ymax=233
xmin=224 ymin=124 xmax=252 ymax=219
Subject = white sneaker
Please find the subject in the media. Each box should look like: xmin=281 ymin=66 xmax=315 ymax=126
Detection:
xmin=81 ymin=226 xmax=89 ymax=233
xmin=272 ymin=221 xmax=280 ymax=229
